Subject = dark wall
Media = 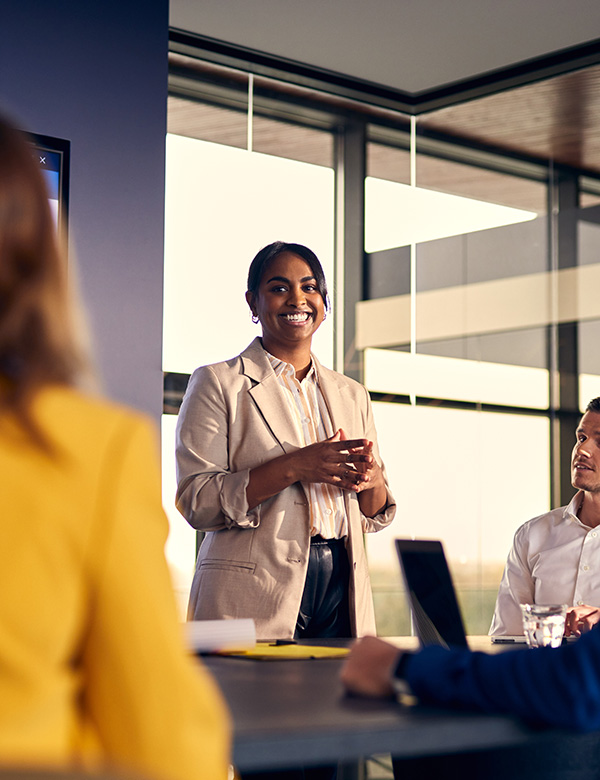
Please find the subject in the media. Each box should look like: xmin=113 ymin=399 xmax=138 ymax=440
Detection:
xmin=0 ymin=1 xmax=168 ymax=420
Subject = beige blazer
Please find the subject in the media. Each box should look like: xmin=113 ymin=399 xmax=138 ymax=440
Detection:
xmin=176 ymin=338 xmax=396 ymax=640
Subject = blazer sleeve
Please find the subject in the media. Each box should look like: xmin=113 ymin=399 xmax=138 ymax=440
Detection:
xmin=404 ymin=625 xmax=600 ymax=732
xmin=358 ymin=384 xmax=396 ymax=533
xmin=489 ymin=523 xmax=534 ymax=636
xmin=81 ymin=414 xmax=230 ymax=780
xmin=175 ymin=365 xmax=260 ymax=531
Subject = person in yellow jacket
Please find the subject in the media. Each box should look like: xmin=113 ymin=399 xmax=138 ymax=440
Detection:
xmin=0 ymin=113 xmax=230 ymax=780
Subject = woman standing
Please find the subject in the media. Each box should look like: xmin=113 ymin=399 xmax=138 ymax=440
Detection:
xmin=176 ymin=241 xmax=396 ymax=641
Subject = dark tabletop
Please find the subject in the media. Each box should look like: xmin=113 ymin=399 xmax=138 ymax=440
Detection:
xmin=202 ymin=644 xmax=545 ymax=772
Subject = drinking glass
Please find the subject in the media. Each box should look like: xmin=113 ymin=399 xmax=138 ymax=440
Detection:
xmin=520 ymin=603 xmax=567 ymax=648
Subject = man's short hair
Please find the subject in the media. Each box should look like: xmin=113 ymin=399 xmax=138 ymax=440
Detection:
xmin=586 ymin=397 xmax=600 ymax=414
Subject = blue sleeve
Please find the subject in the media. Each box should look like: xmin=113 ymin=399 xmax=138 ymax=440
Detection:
xmin=404 ymin=627 xmax=600 ymax=731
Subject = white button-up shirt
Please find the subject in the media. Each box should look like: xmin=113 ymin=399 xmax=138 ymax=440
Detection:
xmin=266 ymin=351 xmax=347 ymax=539
xmin=490 ymin=491 xmax=600 ymax=635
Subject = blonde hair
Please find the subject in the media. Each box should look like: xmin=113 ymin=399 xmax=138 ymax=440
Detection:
xmin=0 ymin=113 xmax=89 ymax=443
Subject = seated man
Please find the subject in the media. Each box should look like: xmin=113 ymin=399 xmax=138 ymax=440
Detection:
xmin=490 ymin=396 xmax=600 ymax=638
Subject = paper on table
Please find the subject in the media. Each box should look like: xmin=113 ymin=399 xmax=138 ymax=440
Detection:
xmin=220 ymin=643 xmax=351 ymax=660
xmin=185 ymin=619 xmax=256 ymax=653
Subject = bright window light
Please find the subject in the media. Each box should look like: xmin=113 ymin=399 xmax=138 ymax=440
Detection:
xmin=365 ymin=348 xmax=549 ymax=409
xmin=163 ymin=135 xmax=335 ymax=374
xmin=367 ymin=402 xmax=550 ymax=570
xmin=580 ymin=374 xmax=600 ymax=412
xmin=365 ymin=177 xmax=538 ymax=253
xmin=161 ymin=413 xmax=196 ymax=620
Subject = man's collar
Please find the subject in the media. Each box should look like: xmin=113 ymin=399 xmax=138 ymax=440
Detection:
xmin=566 ymin=490 xmax=586 ymax=524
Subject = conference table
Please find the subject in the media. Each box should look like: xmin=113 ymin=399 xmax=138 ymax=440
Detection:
xmin=201 ymin=636 xmax=600 ymax=777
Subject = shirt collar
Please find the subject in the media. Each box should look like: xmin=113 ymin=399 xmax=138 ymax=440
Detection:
xmin=565 ymin=490 xmax=587 ymax=526
xmin=265 ymin=349 xmax=317 ymax=384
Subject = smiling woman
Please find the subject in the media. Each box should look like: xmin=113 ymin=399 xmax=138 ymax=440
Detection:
xmin=175 ymin=240 xmax=397 ymax=648
xmin=244 ymin=244 xmax=326 ymax=379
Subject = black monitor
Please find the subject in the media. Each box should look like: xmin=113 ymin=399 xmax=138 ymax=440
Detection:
xmin=30 ymin=132 xmax=70 ymax=245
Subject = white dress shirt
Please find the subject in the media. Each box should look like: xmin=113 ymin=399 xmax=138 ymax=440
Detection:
xmin=266 ymin=351 xmax=347 ymax=539
xmin=490 ymin=491 xmax=600 ymax=635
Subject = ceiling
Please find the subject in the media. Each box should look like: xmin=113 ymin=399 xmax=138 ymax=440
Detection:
xmin=420 ymin=62 xmax=600 ymax=177
xmin=170 ymin=0 xmax=600 ymax=95
xmin=169 ymin=1 xmax=600 ymax=180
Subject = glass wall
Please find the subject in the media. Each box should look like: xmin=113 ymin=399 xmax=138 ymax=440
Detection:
xmin=164 ymin=50 xmax=600 ymax=632
xmin=577 ymin=205 xmax=600 ymax=407
xmin=368 ymin=403 xmax=549 ymax=635
xmin=361 ymin=134 xmax=552 ymax=634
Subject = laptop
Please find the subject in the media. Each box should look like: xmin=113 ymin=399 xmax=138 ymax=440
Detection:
xmin=490 ymin=635 xmax=527 ymax=644
xmin=395 ymin=538 xmax=469 ymax=649
xmin=395 ymin=539 xmax=576 ymax=647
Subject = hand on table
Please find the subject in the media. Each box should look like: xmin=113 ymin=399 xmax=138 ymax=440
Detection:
xmin=564 ymin=604 xmax=600 ymax=637
xmin=340 ymin=636 xmax=402 ymax=698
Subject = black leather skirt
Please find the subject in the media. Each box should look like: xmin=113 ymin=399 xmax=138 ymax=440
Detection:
xmin=294 ymin=535 xmax=351 ymax=638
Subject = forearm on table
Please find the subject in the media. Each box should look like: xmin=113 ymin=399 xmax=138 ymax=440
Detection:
xmin=406 ymin=638 xmax=600 ymax=731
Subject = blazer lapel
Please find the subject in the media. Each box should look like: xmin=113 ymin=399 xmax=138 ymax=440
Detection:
xmin=313 ymin=355 xmax=352 ymax=435
xmin=241 ymin=338 xmax=303 ymax=453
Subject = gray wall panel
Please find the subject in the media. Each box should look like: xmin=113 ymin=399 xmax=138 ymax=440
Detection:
xmin=0 ymin=1 xmax=168 ymax=420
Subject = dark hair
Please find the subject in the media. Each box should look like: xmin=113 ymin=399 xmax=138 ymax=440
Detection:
xmin=247 ymin=241 xmax=330 ymax=310
xmin=586 ymin=397 xmax=600 ymax=414
xmin=0 ymin=112 xmax=88 ymax=444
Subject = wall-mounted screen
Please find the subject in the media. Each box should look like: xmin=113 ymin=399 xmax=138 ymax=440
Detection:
xmin=30 ymin=133 xmax=70 ymax=243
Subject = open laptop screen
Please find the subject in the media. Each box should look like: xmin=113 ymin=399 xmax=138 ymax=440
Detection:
xmin=395 ymin=538 xmax=469 ymax=649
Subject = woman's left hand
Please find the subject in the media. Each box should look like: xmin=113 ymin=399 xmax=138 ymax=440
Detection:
xmin=338 ymin=430 xmax=388 ymax=517
xmin=344 ymin=438 xmax=384 ymax=492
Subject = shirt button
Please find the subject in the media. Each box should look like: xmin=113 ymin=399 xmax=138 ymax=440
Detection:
xmin=325 ymin=508 xmax=332 ymax=515
xmin=593 ymin=532 xmax=598 ymax=538
xmin=583 ymin=565 xmax=590 ymax=571
xmin=578 ymin=600 xmax=585 ymax=606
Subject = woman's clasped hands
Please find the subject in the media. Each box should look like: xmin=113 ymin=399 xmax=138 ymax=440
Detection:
xmin=292 ymin=428 xmax=383 ymax=494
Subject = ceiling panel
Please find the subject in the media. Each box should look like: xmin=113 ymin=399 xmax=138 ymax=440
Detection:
xmin=170 ymin=0 xmax=600 ymax=95
xmin=420 ymin=64 xmax=600 ymax=176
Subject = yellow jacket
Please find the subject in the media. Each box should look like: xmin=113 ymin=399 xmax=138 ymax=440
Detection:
xmin=0 ymin=385 xmax=230 ymax=780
